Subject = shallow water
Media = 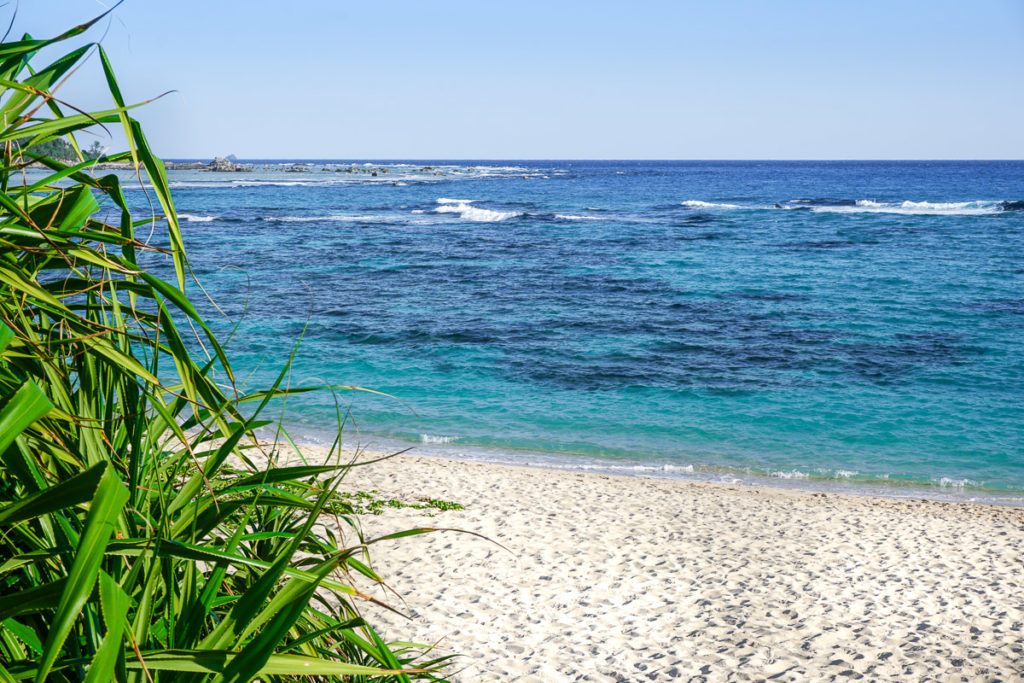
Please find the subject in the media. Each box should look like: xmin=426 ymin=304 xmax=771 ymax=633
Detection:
xmin=83 ymin=160 xmax=1024 ymax=501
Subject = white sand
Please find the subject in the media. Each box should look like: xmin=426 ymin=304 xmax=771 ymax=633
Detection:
xmin=302 ymin=448 xmax=1024 ymax=681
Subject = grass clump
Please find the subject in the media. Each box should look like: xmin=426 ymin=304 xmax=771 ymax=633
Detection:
xmin=0 ymin=11 xmax=452 ymax=682
xmin=332 ymin=490 xmax=465 ymax=517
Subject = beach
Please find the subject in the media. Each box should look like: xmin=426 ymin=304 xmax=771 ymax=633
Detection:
xmin=7 ymin=3 xmax=1024 ymax=679
xmin=302 ymin=447 xmax=1024 ymax=681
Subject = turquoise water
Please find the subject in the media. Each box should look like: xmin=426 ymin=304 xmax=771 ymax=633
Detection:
xmin=114 ymin=161 xmax=1024 ymax=501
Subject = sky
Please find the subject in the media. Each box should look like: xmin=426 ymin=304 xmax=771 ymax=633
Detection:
xmin=8 ymin=0 xmax=1024 ymax=159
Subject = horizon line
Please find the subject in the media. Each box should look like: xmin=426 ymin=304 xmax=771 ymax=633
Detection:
xmin=163 ymin=157 xmax=1024 ymax=163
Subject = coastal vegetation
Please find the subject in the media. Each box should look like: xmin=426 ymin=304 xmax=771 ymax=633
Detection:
xmin=0 ymin=12 xmax=450 ymax=682
xmin=11 ymin=137 xmax=105 ymax=162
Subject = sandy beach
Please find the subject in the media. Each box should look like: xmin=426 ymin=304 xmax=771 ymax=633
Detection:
xmin=290 ymin=447 xmax=1024 ymax=681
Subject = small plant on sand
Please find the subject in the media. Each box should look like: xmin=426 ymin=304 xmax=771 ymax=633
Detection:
xmin=330 ymin=490 xmax=465 ymax=517
xmin=0 ymin=12 xmax=452 ymax=682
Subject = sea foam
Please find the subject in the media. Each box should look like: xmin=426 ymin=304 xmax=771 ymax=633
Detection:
xmin=420 ymin=434 xmax=458 ymax=444
xmin=179 ymin=213 xmax=217 ymax=222
xmin=681 ymin=198 xmax=1009 ymax=215
xmin=432 ymin=198 xmax=521 ymax=222
xmin=811 ymin=200 xmax=1003 ymax=216
xmin=680 ymin=200 xmax=744 ymax=209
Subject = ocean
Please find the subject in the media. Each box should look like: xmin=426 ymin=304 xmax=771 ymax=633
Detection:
xmin=111 ymin=160 xmax=1024 ymax=503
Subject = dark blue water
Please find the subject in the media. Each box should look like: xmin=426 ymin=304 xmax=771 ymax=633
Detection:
xmin=103 ymin=161 xmax=1024 ymax=500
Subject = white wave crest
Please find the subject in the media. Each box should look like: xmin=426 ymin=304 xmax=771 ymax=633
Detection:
xmin=812 ymin=200 xmax=1002 ymax=216
xmin=420 ymin=434 xmax=457 ymax=444
xmin=681 ymin=198 xmax=1003 ymax=216
xmin=769 ymin=470 xmax=811 ymax=480
xmin=179 ymin=213 xmax=217 ymax=222
xmin=555 ymin=214 xmax=607 ymax=221
xmin=681 ymin=200 xmax=744 ymax=209
xmin=570 ymin=462 xmax=696 ymax=474
xmin=938 ymin=477 xmax=978 ymax=489
xmin=433 ymin=198 xmax=520 ymax=222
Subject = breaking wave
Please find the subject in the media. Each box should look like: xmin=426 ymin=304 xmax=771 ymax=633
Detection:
xmin=179 ymin=213 xmax=217 ymax=222
xmin=431 ymin=198 xmax=522 ymax=222
xmin=811 ymin=200 xmax=1005 ymax=216
xmin=420 ymin=434 xmax=458 ymax=444
xmin=680 ymin=200 xmax=744 ymax=209
xmin=679 ymin=198 xmax=1023 ymax=216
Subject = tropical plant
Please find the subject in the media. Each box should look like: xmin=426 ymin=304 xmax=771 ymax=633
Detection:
xmin=0 ymin=11 xmax=451 ymax=682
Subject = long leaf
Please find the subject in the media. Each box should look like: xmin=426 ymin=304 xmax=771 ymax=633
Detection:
xmin=126 ymin=650 xmax=402 ymax=676
xmin=82 ymin=572 xmax=131 ymax=683
xmin=0 ymin=382 xmax=52 ymax=455
xmin=0 ymin=462 xmax=104 ymax=527
xmin=35 ymin=463 xmax=128 ymax=683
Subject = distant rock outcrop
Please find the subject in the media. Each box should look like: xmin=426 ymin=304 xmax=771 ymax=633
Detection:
xmin=208 ymin=156 xmax=250 ymax=172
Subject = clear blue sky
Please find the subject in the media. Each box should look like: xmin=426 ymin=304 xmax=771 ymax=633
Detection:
xmin=10 ymin=1 xmax=1024 ymax=159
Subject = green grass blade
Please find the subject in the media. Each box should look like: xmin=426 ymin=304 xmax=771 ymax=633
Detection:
xmin=0 ymin=580 xmax=66 ymax=620
xmin=82 ymin=572 xmax=131 ymax=683
xmin=212 ymin=557 xmax=341 ymax=683
xmin=0 ymin=323 xmax=13 ymax=352
xmin=0 ymin=382 xmax=52 ymax=455
xmin=127 ymin=650 xmax=402 ymax=677
xmin=34 ymin=463 xmax=128 ymax=683
xmin=0 ymin=462 xmax=104 ymax=526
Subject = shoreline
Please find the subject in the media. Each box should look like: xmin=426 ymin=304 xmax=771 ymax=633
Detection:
xmin=290 ymin=446 xmax=1024 ymax=680
xmin=278 ymin=429 xmax=1024 ymax=508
